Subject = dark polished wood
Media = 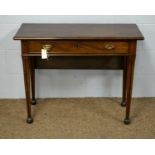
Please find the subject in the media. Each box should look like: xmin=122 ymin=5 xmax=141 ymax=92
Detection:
xmin=124 ymin=41 xmax=137 ymax=124
xmin=14 ymin=24 xmax=144 ymax=40
xmin=35 ymin=56 xmax=124 ymax=69
xmin=22 ymin=56 xmax=33 ymax=123
xmin=121 ymin=56 xmax=127 ymax=107
xmin=26 ymin=40 xmax=129 ymax=54
xmin=14 ymin=24 xmax=144 ymax=124
xmin=30 ymin=57 xmax=36 ymax=105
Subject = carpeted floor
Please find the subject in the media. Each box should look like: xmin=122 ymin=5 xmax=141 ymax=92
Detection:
xmin=0 ymin=98 xmax=155 ymax=139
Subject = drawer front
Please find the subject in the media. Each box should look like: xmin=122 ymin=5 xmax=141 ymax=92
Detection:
xmin=27 ymin=41 xmax=129 ymax=54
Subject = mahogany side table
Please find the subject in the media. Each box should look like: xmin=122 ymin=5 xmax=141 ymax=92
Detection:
xmin=14 ymin=24 xmax=144 ymax=124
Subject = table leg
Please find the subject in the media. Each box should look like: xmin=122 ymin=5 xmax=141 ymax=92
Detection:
xmin=22 ymin=56 xmax=33 ymax=124
xmin=121 ymin=56 xmax=127 ymax=107
xmin=124 ymin=55 xmax=135 ymax=124
xmin=30 ymin=57 xmax=36 ymax=105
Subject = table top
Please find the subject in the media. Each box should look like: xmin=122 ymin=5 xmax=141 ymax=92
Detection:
xmin=14 ymin=23 xmax=144 ymax=40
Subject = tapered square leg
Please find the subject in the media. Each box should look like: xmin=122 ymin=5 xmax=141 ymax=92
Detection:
xmin=121 ymin=56 xmax=127 ymax=107
xmin=124 ymin=41 xmax=136 ymax=125
xmin=30 ymin=57 xmax=36 ymax=105
xmin=124 ymin=56 xmax=135 ymax=125
xmin=22 ymin=56 xmax=33 ymax=124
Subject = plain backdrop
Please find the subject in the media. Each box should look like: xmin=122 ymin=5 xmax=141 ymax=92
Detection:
xmin=0 ymin=15 xmax=155 ymax=98
xmin=0 ymin=0 xmax=155 ymax=153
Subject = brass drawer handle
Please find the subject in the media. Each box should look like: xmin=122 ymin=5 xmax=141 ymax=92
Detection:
xmin=104 ymin=43 xmax=115 ymax=50
xmin=43 ymin=44 xmax=53 ymax=51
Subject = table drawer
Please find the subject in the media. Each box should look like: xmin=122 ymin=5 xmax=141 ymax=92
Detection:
xmin=27 ymin=41 xmax=129 ymax=54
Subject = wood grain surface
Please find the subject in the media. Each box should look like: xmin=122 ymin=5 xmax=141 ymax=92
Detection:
xmin=14 ymin=24 xmax=144 ymax=40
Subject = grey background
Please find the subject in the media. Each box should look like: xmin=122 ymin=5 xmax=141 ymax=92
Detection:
xmin=0 ymin=15 xmax=154 ymax=98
